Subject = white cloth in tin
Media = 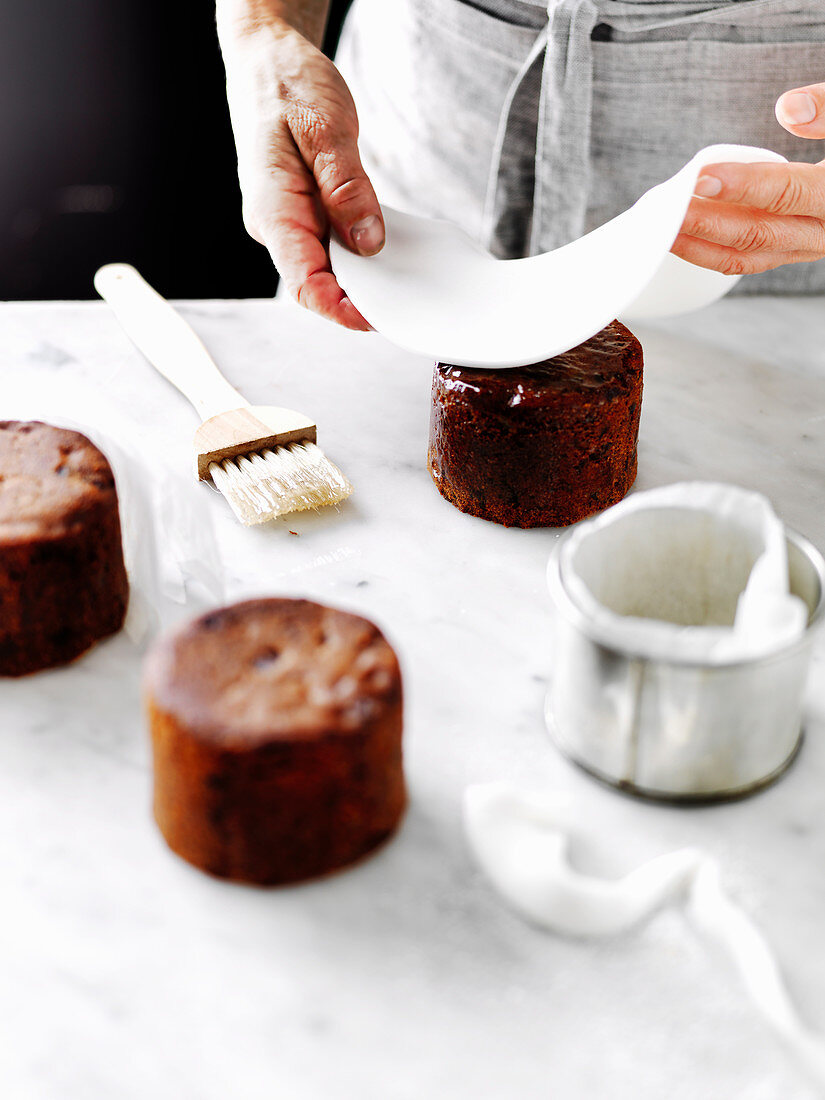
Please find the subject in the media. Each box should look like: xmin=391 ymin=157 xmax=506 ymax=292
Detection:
xmin=557 ymin=481 xmax=808 ymax=662
xmin=337 ymin=0 xmax=825 ymax=293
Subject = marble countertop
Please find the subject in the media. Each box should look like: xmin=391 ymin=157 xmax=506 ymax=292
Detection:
xmin=2 ymin=295 xmax=825 ymax=1099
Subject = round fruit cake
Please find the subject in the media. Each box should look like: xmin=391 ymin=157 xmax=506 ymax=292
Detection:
xmin=0 ymin=420 xmax=129 ymax=675
xmin=144 ymin=597 xmax=406 ymax=885
xmin=428 ymin=320 xmax=643 ymax=528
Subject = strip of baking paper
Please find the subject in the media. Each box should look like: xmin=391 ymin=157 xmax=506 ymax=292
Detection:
xmin=330 ymin=144 xmax=787 ymax=368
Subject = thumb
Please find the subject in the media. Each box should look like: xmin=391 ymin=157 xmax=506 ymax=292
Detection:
xmin=294 ymin=117 xmax=385 ymax=256
xmin=775 ymin=82 xmax=825 ymax=139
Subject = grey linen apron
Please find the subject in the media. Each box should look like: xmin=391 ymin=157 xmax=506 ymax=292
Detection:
xmin=336 ymin=0 xmax=825 ymax=293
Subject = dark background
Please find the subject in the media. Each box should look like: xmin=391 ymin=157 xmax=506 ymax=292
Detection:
xmin=0 ymin=1 xmax=352 ymax=301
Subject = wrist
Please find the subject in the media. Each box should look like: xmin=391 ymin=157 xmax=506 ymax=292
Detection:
xmin=216 ymin=1 xmax=289 ymax=50
xmin=216 ymin=0 xmax=330 ymax=50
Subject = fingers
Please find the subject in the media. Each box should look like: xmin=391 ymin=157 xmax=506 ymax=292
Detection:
xmin=246 ymin=169 xmax=371 ymax=331
xmin=672 ymin=232 xmax=815 ymax=276
xmin=286 ymin=106 xmax=386 ymax=257
xmin=296 ymin=270 xmax=372 ymax=330
xmin=693 ymin=160 xmax=825 ymax=218
xmin=776 ymin=82 xmax=825 ymax=139
xmin=680 ymin=196 xmax=825 ymax=257
xmin=221 ymin=25 xmax=377 ymax=332
xmin=674 ymin=189 xmax=825 ymax=276
xmin=682 ymin=152 xmax=825 ymax=276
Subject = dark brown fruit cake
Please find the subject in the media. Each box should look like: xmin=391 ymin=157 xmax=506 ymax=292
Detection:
xmin=144 ymin=597 xmax=406 ymax=885
xmin=428 ymin=320 xmax=644 ymax=528
xmin=0 ymin=421 xmax=129 ymax=675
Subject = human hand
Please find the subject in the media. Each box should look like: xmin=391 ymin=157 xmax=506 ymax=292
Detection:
xmin=672 ymin=83 xmax=825 ymax=276
xmin=219 ymin=16 xmax=383 ymax=330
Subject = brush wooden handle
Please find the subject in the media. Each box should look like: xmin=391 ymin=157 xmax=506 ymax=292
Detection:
xmin=94 ymin=263 xmax=248 ymax=420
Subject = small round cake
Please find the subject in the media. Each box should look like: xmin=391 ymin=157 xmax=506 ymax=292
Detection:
xmin=428 ymin=320 xmax=643 ymax=528
xmin=0 ymin=421 xmax=129 ymax=676
xmin=144 ymin=598 xmax=406 ymax=885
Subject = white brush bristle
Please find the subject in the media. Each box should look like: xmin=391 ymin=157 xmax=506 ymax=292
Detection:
xmin=209 ymin=441 xmax=353 ymax=526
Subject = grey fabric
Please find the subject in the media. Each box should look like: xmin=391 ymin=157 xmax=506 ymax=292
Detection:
xmin=337 ymin=0 xmax=825 ymax=293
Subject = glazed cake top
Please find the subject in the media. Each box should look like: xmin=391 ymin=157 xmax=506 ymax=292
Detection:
xmin=436 ymin=320 xmax=643 ymax=404
xmin=145 ymin=598 xmax=402 ymax=745
xmin=0 ymin=421 xmax=119 ymax=543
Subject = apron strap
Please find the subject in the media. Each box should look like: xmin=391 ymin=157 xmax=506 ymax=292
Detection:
xmin=482 ymin=0 xmax=814 ymax=258
xmin=482 ymin=24 xmax=549 ymax=256
xmin=483 ymin=0 xmax=601 ymax=257
xmin=532 ymin=0 xmax=600 ymax=254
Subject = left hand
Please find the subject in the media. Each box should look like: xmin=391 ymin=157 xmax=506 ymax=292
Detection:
xmin=672 ymin=83 xmax=825 ymax=276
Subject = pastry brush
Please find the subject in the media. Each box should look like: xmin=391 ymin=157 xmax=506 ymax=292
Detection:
xmin=94 ymin=264 xmax=352 ymax=526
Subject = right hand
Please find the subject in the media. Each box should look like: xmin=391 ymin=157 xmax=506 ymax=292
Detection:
xmin=220 ymin=19 xmax=384 ymax=330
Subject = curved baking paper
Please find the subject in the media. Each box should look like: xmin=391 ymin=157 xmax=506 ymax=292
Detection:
xmin=464 ymin=783 xmax=825 ymax=1091
xmin=330 ymin=144 xmax=787 ymax=368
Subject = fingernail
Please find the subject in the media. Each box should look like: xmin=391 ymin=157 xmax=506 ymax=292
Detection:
xmin=779 ymin=91 xmax=817 ymax=125
xmin=351 ymin=215 xmax=384 ymax=255
xmin=694 ymin=175 xmax=722 ymax=198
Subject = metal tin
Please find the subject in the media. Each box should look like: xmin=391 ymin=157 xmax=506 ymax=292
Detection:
xmin=546 ymin=530 xmax=825 ymax=803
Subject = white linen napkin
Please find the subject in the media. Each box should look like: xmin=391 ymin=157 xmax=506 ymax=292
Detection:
xmin=464 ymin=783 xmax=825 ymax=1094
